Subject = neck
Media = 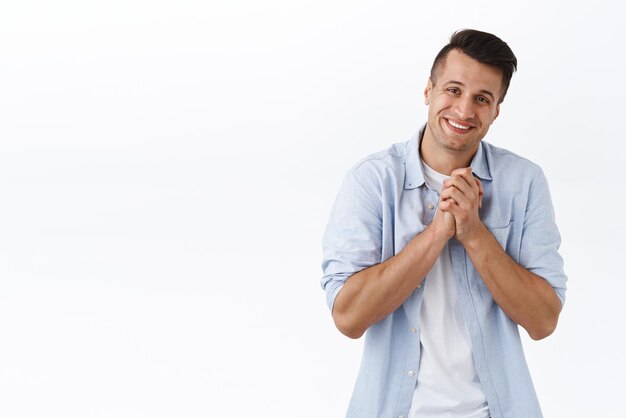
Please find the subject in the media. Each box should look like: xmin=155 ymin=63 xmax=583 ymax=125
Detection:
xmin=420 ymin=125 xmax=477 ymax=175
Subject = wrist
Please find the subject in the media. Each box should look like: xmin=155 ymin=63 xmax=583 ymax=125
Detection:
xmin=426 ymin=216 xmax=454 ymax=244
xmin=459 ymin=222 xmax=488 ymax=251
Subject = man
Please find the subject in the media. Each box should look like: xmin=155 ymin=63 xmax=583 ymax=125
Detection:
xmin=321 ymin=29 xmax=567 ymax=418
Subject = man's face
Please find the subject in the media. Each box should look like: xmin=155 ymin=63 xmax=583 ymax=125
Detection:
xmin=424 ymin=49 xmax=503 ymax=156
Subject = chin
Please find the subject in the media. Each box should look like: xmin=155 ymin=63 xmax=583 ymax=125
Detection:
xmin=441 ymin=137 xmax=479 ymax=153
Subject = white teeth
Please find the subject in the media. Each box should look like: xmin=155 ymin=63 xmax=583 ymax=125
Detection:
xmin=448 ymin=119 xmax=470 ymax=130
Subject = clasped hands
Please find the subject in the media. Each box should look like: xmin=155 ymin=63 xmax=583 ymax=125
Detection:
xmin=435 ymin=167 xmax=485 ymax=244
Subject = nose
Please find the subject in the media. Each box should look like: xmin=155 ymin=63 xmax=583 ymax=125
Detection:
xmin=454 ymin=95 xmax=476 ymax=120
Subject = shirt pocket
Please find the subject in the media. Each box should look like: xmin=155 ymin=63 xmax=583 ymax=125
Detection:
xmin=469 ymin=221 xmax=515 ymax=295
xmin=485 ymin=220 xmax=524 ymax=264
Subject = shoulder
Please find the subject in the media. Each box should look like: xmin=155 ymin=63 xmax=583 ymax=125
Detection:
xmin=348 ymin=138 xmax=412 ymax=181
xmin=481 ymin=141 xmax=543 ymax=179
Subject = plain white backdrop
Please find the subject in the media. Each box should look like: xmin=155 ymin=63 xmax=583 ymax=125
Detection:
xmin=1 ymin=0 xmax=624 ymax=416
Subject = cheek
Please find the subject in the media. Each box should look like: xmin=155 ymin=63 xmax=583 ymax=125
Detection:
xmin=429 ymin=98 xmax=450 ymax=115
xmin=480 ymin=109 xmax=497 ymax=125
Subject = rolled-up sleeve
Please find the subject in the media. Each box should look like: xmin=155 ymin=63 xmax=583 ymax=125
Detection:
xmin=321 ymin=163 xmax=383 ymax=312
xmin=519 ymin=168 xmax=568 ymax=306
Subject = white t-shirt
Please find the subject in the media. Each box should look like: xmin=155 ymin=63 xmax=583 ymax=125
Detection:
xmin=408 ymin=160 xmax=490 ymax=418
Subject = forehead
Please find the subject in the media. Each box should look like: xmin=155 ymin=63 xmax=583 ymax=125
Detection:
xmin=434 ymin=50 xmax=503 ymax=97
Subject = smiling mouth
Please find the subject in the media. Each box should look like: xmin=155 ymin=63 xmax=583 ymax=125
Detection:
xmin=446 ymin=119 xmax=472 ymax=130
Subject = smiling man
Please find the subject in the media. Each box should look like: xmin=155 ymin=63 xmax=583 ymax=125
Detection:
xmin=321 ymin=30 xmax=567 ymax=418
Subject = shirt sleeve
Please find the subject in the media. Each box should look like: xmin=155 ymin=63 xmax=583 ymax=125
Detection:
xmin=321 ymin=162 xmax=383 ymax=312
xmin=519 ymin=168 xmax=568 ymax=306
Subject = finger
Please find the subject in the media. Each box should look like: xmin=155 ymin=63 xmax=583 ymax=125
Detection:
xmin=439 ymin=196 xmax=463 ymax=217
xmin=474 ymin=177 xmax=483 ymax=194
xmin=444 ymin=176 xmax=475 ymax=199
xmin=450 ymin=167 xmax=475 ymax=187
xmin=450 ymin=167 xmax=472 ymax=176
xmin=441 ymin=186 xmax=471 ymax=209
xmin=449 ymin=168 xmax=479 ymax=193
xmin=474 ymin=177 xmax=484 ymax=208
xmin=444 ymin=175 xmax=480 ymax=208
xmin=438 ymin=197 xmax=456 ymax=210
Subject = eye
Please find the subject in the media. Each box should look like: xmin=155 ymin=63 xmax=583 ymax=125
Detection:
xmin=476 ymin=96 xmax=490 ymax=104
xmin=446 ymin=87 xmax=460 ymax=95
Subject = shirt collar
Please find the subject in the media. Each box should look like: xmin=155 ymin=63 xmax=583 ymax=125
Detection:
xmin=404 ymin=124 xmax=493 ymax=190
xmin=469 ymin=141 xmax=493 ymax=181
xmin=403 ymin=127 xmax=425 ymax=189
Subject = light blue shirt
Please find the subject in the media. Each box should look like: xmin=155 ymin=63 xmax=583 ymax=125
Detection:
xmin=321 ymin=126 xmax=567 ymax=418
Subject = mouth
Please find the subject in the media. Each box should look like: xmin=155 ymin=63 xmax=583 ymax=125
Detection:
xmin=444 ymin=118 xmax=474 ymax=134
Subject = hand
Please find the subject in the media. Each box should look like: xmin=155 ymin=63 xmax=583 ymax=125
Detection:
xmin=439 ymin=167 xmax=484 ymax=243
xmin=431 ymin=203 xmax=456 ymax=240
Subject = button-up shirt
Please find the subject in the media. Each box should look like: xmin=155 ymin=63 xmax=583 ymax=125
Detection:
xmin=321 ymin=126 xmax=567 ymax=418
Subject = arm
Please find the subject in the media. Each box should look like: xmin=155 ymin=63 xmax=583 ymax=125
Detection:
xmin=461 ymin=226 xmax=561 ymax=340
xmin=440 ymin=168 xmax=562 ymax=340
xmin=332 ymin=209 xmax=454 ymax=339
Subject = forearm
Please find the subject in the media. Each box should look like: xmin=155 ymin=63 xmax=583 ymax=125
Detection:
xmin=332 ymin=223 xmax=449 ymax=339
xmin=463 ymin=224 xmax=562 ymax=340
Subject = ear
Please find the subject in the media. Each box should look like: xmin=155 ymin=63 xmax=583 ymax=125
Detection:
xmin=424 ymin=78 xmax=433 ymax=105
xmin=492 ymin=104 xmax=500 ymax=122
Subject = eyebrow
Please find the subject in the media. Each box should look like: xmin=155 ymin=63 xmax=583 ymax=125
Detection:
xmin=446 ymin=80 xmax=496 ymax=101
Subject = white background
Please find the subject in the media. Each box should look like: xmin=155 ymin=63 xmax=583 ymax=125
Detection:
xmin=1 ymin=1 xmax=624 ymax=417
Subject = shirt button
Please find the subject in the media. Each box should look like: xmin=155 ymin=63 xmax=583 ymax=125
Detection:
xmin=410 ymin=328 xmax=417 ymax=334
xmin=408 ymin=370 xmax=415 ymax=377
xmin=427 ymin=203 xmax=434 ymax=210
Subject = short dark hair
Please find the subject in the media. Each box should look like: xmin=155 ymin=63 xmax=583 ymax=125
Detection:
xmin=430 ymin=29 xmax=517 ymax=103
